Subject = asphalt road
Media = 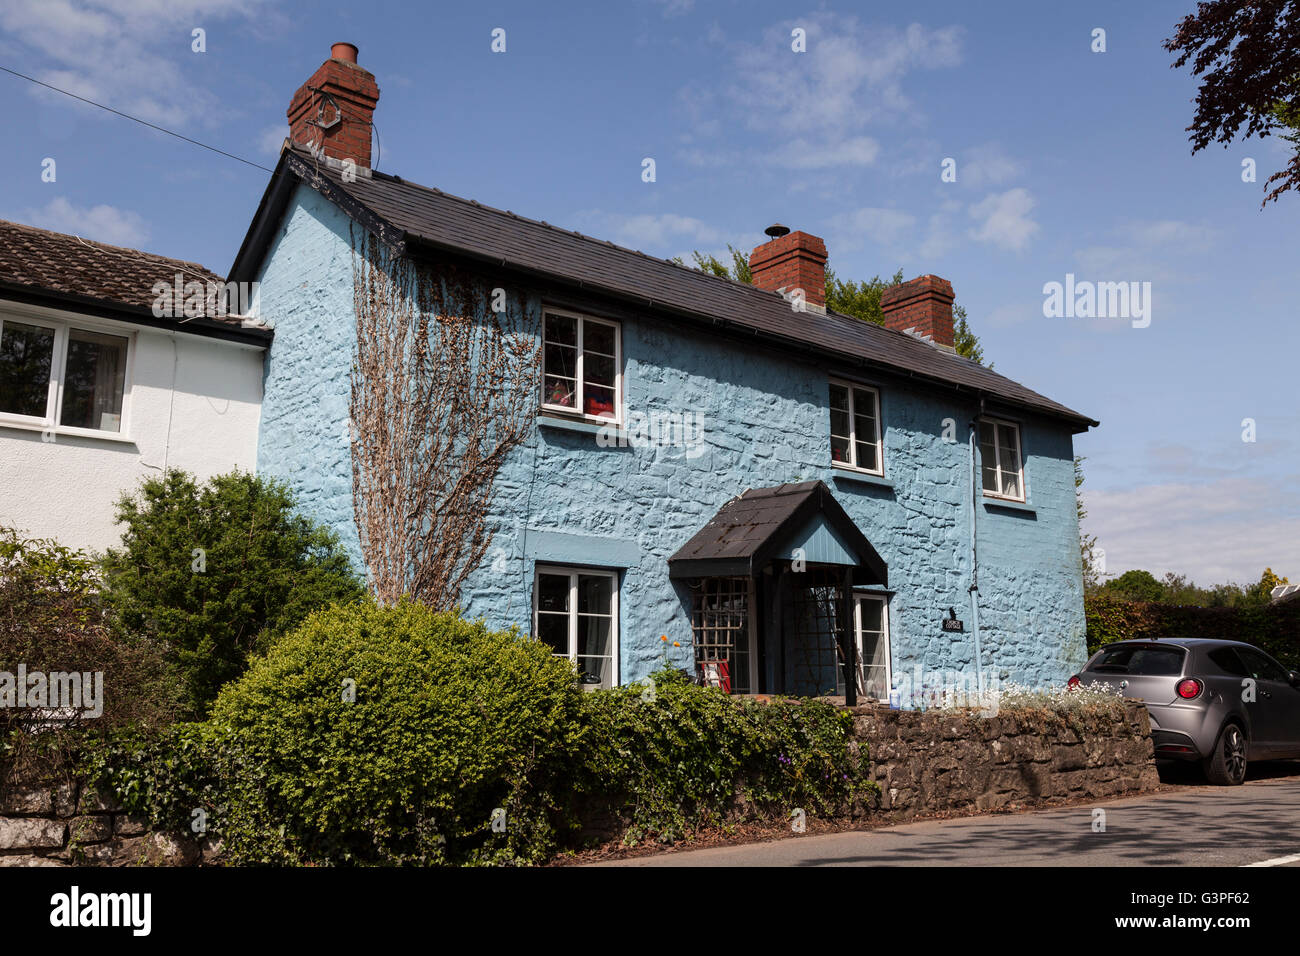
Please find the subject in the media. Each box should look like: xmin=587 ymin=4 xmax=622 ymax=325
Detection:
xmin=594 ymin=765 xmax=1300 ymax=867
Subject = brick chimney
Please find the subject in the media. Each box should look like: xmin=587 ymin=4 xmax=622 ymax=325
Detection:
xmin=880 ymin=275 xmax=955 ymax=349
xmin=287 ymin=42 xmax=380 ymax=170
xmin=749 ymin=226 xmax=827 ymax=311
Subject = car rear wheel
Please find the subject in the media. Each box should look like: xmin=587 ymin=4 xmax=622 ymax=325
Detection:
xmin=1202 ymin=723 xmax=1248 ymax=786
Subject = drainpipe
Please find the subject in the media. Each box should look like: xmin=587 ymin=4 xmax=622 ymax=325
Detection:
xmin=968 ymin=399 xmax=985 ymax=697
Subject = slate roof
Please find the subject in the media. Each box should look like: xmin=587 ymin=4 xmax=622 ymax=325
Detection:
xmin=0 ymin=219 xmax=266 ymax=344
xmin=233 ymin=148 xmax=1096 ymax=430
xmin=668 ymin=479 xmax=887 ymax=583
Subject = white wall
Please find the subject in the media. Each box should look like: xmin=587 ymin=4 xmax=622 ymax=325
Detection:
xmin=0 ymin=298 xmax=264 ymax=555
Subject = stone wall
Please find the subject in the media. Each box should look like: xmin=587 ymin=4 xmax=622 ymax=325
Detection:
xmin=850 ymin=698 xmax=1161 ymax=819
xmin=0 ymin=779 xmax=217 ymax=867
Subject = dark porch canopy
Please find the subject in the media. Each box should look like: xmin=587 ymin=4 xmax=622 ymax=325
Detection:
xmin=668 ymin=480 xmax=887 ymax=586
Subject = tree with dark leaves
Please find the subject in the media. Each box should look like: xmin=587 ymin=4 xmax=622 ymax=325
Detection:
xmin=1165 ymin=1 xmax=1300 ymax=206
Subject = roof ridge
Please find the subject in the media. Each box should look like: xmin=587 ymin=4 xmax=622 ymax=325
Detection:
xmin=0 ymin=217 xmax=218 ymax=276
xmin=337 ymin=151 xmax=774 ymax=299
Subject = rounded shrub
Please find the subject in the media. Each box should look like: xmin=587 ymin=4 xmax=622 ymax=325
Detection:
xmin=207 ymin=601 xmax=585 ymax=865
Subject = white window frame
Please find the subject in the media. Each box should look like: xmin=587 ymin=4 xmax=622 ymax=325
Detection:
xmin=0 ymin=307 xmax=136 ymax=440
xmin=828 ymin=379 xmax=883 ymax=476
xmin=540 ymin=308 xmax=622 ymax=425
xmin=837 ymin=593 xmax=892 ymax=702
xmin=978 ymin=416 xmax=1026 ymax=502
xmin=532 ymin=565 xmax=620 ymax=688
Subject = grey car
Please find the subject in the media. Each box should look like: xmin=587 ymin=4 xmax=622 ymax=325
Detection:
xmin=1069 ymin=638 xmax=1300 ymax=785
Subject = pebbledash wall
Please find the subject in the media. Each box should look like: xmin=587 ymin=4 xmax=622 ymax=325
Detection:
xmin=0 ymin=299 xmax=264 ymax=554
xmin=254 ymin=184 xmax=1089 ymax=697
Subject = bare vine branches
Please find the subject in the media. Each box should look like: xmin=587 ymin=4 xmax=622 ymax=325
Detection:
xmin=349 ymin=228 xmax=540 ymax=607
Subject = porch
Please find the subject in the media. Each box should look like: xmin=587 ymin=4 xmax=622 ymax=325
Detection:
xmin=668 ymin=480 xmax=889 ymax=707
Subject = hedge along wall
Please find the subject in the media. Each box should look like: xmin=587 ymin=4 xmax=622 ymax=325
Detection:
xmin=3 ymin=697 xmax=1161 ymax=866
xmin=1084 ymin=593 xmax=1300 ymax=668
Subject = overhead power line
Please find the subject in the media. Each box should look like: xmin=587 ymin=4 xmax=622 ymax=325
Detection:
xmin=0 ymin=64 xmax=275 ymax=173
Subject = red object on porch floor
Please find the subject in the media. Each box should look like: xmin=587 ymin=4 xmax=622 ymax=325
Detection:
xmin=701 ymin=660 xmax=731 ymax=694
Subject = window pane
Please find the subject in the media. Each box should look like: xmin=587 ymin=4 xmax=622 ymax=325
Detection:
xmin=998 ymin=443 xmax=1020 ymax=496
xmin=829 ymin=383 xmax=849 ymax=412
xmin=0 ymin=321 xmax=55 ymax=418
xmin=536 ymin=613 xmax=569 ymax=656
xmin=1238 ymin=647 xmax=1287 ymax=681
xmin=583 ymin=384 xmax=616 ymax=418
xmin=577 ymin=574 xmax=613 ymax=615
xmin=583 ymin=322 xmax=615 ymax=357
xmin=575 ymin=655 xmax=613 ymax=688
xmin=852 ymin=388 xmax=875 ymax=421
xmin=536 ymin=573 xmax=570 ymax=613
xmin=981 ymin=463 xmax=1000 ymax=494
xmin=543 ymin=342 xmax=576 ymax=379
xmin=830 ymin=434 xmax=850 ymax=464
xmin=854 ymin=440 xmax=877 ymax=472
xmin=584 ymin=353 xmax=615 ymax=388
xmin=577 ymin=615 xmax=613 ymax=657
xmin=998 ymin=423 xmax=1019 ymax=454
xmin=978 ymin=421 xmax=995 ymax=446
xmin=58 ymin=329 xmax=128 ymax=431
xmin=859 ymin=598 xmax=883 ymax=634
xmin=544 ymin=313 xmax=576 ymax=346
xmin=543 ymin=376 xmax=575 ymax=408
xmin=829 ymin=407 xmax=850 ymax=440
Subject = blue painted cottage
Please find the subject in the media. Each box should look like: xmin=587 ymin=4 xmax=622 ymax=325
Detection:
xmin=228 ymin=46 xmax=1098 ymax=706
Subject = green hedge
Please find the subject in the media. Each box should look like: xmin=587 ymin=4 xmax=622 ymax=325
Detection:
xmin=1085 ymin=591 xmax=1300 ymax=668
xmin=86 ymin=603 xmax=871 ymax=865
xmin=579 ymin=669 xmax=867 ymax=844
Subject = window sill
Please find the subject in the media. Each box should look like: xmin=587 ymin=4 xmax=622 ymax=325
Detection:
xmin=831 ymin=467 xmax=893 ymax=490
xmin=537 ymin=414 xmax=624 ymax=441
xmin=982 ymin=497 xmax=1036 ymax=515
xmin=0 ymin=420 xmax=136 ymax=445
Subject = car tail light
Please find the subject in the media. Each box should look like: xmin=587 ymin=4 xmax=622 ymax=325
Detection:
xmin=1176 ymin=678 xmax=1203 ymax=699
xmin=1067 ymin=676 xmax=1081 ymax=690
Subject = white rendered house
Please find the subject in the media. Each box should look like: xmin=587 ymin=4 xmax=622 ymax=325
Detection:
xmin=0 ymin=219 xmax=268 ymax=554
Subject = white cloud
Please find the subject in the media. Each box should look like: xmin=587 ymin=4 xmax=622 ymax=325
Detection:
xmin=831 ymin=207 xmax=916 ymax=246
xmin=571 ymin=210 xmax=725 ymax=250
xmin=959 ymin=143 xmax=1022 ymax=188
xmin=968 ymin=188 xmax=1039 ymax=251
xmin=683 ymin=14 xmax=962 ymax=172
xmin=767 ymin=135 xmax=880 ymax=169
xmin=257 ymin=124 xmax=288 ymax=156
xmin=1084 ymin=477 xmax=1300 ymax=584
xmin=731 ymin=16 xmax=962 ymax=137
xmin=650 ymin=0 xmax=694 ymax=17
xmin=20 ymin=197 xmax=149 ymax=247
xmin=0 ymin=0 xmax=272 ymax=128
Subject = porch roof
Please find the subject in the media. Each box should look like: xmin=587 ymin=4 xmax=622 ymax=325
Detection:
xmin=667 ymin=479 xmax=887 ymax=584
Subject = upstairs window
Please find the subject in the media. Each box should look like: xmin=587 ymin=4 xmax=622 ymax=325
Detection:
xmin=0 ymin=315 xmax=129 ymax=435
xmin=979 ymin=418 xmax=1024 ymax=501
xmin=541 ymin=310 xmax=620 ymax=423
xmin=829 ymin=380 xmax=882 ymax=474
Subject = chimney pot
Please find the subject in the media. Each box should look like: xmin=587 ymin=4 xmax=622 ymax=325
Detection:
xmin=331 ymin=42 xmax=359 ymax=64
xmin=749 ymin=229 xmax=827 ymax=310
xmin=880 ymin=274 xmax=956 ymax=349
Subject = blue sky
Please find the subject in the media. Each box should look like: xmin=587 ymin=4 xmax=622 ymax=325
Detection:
xmin=2 ymin=0 xmax=1296 ymax=585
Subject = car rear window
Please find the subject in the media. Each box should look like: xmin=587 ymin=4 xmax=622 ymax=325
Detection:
xmin=1091 ymin=645 xmax=1185 ymax=676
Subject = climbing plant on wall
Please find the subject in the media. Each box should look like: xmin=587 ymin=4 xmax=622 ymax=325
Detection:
xmin=349 ymin=228 xmax=542 ymax=607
